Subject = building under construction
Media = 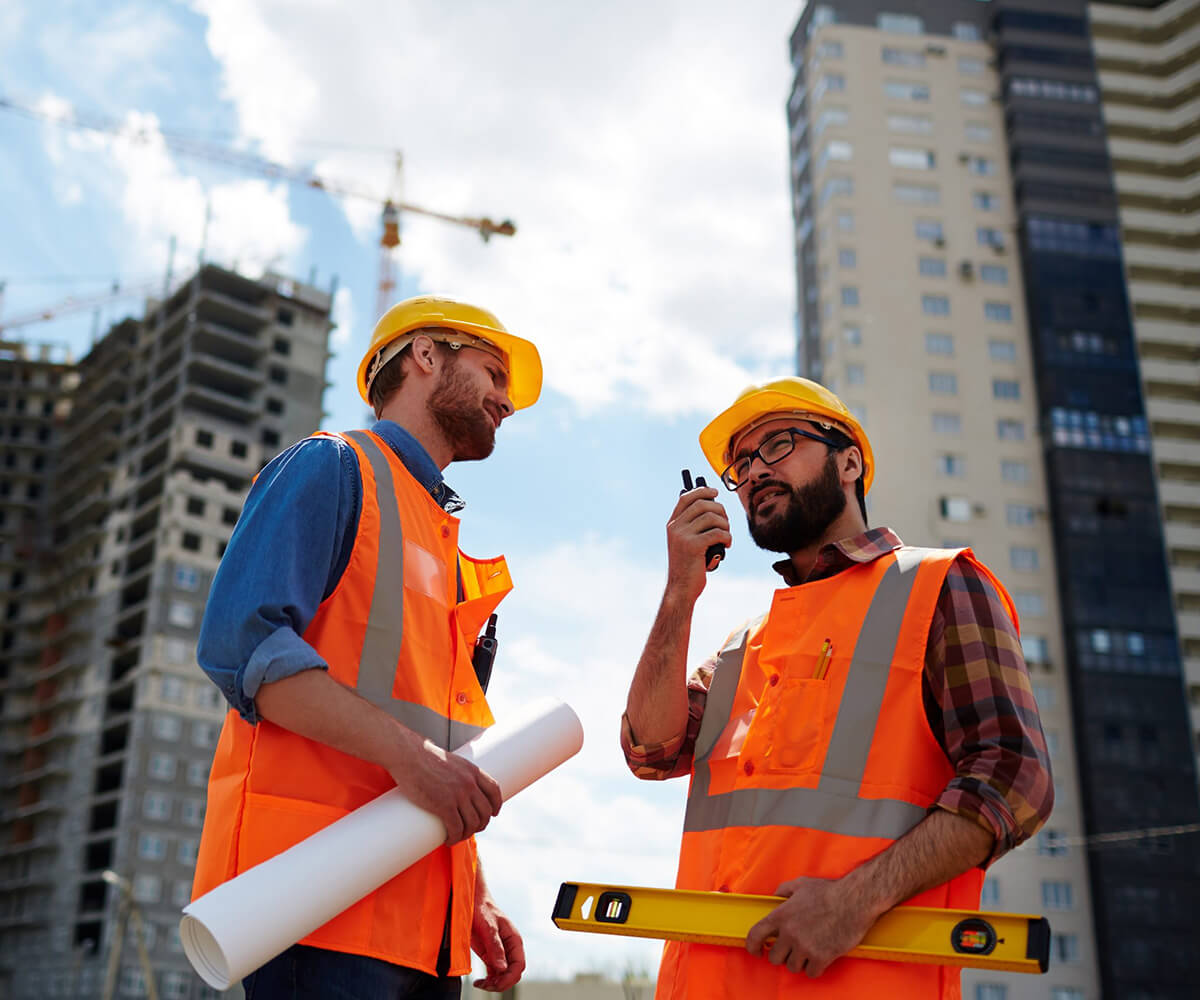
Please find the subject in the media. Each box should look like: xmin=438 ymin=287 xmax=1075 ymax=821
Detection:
xmin=0 ymin=264 xmax=333 ymax=999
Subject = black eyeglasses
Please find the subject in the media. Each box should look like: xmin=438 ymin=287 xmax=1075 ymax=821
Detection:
xmin=720 ymin=426 xmax=842 ymax=490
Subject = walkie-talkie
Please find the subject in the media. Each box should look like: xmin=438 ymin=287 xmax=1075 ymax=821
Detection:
xmin=681 ymin=470 xmax=725 ymax=571
xmin=472 ymin=614 xmax=499 ymax=693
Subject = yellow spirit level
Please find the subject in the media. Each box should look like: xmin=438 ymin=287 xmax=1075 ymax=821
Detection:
xmin=552 ymin=882 xmax=1050 ymax=975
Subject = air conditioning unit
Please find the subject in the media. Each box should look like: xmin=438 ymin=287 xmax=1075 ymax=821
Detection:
xmin=959 ymin=260 xmax=975 ymax=279
xmin=933 ymin=236 xmax=946 ymax=248
xmin=926 ymin=43 xmax=947 ymax=56
xmin=972 ymin=503 xmax=988 ymax=517
xmin=958 ymin=152 xmax=970 ymax=164
xmin=992 ymin=239 xmax=1006 ymax=253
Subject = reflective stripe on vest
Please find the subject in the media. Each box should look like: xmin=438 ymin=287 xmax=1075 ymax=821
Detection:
xmin=344 ymin=430 xmax=486 ymax=751
xmin=684 ymin=548 xmax=929 ymax=838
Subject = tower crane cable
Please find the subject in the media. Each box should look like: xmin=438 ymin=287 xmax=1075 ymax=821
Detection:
xmin=0 ymin=94 xmax=517 ymax=240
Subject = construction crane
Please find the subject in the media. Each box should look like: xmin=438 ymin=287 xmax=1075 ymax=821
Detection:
xmin=0 ymin=95 xmax=516 ymax=322
xmin=0 ymin=280 xmax=160 ymax=334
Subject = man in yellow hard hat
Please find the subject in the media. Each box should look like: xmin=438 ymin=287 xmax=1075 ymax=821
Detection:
xmin=193 ymin=296 xmax=540 ymax=999
xmin=622 ymin=377 xmax=1053 ymax=999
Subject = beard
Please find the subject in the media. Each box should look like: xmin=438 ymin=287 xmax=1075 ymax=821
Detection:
xmin=428 ymin=356 xmax=496 ymax=462
xmin=746 ymin=452 xmax=847 ymax=554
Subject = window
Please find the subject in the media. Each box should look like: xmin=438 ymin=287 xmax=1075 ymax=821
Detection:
xmin=1042 ymin=881 xmax=1074 ymax=910
xmin=841 ymin=286 xmax=860 ymax=306
xmin=188 ymin=761 xmax=209 ymax=786
xmin=261 ymin=429 xmax=281 ymax=448
xmin=993 ymin=379 xmax=1020 ymax=400
xmin=887 ymin=113 xmax=932 ymax=134
xmin=1038 ymin=831 xmax=1069 ymax=857
xmin=143 ymin=792 xmax=171 ymax=821
xmin=192 ymin=722 xmax=219 ymax=748
xmin=965 ymin=122 xmax=993 ymax=142
xmin=1052 ymin=934 xmax=1080 ymax=963
xmin=820 ymin=176 xmax=854 ymax=206
xmin=181 ymin=798 xmax=205 ymax=827
xmin=884 ymin=80 xmax=930 ymax=102
xmin=989 ymin=339 xmax=1016 ymax=362
xmin=882 ymin=46 xmax=925 ymax=67
xmin=1090 ymin=629 xmax=1111 ymax=653
xmin=119 ymin=968 xmax=147 ymax=997
xmin=1007 ymin=503 xmax=1035 ymax=526
xmin=929 ymin=372 xmax=958 ymax=395
xmin=165 ymin=639 xmax=189 ymax=664
xmin=940 ymin=496 xmax=971 ymax=521
xmin=846 ymin=364 xmax=865 ymax=385
xmin=1013 ymin=591 xmax=1044 ymax=617
xmin=836 ymin=210 xmax=854 ymax=231
xmin=843 ymin=324 xmax=862 ymax=346
xmin=958 ymin=56 xmax=986 ymax=74
xmin=230 ymin=440 xmax=248 ymax=459
xmin=276 ymin=307 xmax=295 ymax=327
xmin=1051 ymin=989 xmax=1084 ymax=1000
xmin=138 ymin=834 xmax=167 ymax=861
xmin=177 ymin=839 xmax=199 ymax=866
xmin=1023 ymin=635 xmax=1049 ymax=663
xmin=1009 ymin=77 xmax=1097 ymax=103
xmin=977 ymin=227 xmax=1005 ymax=249
xmin=161 ymin=677 xmax=186 ymax=703
xmin=164 ymin=971 xmax=190 ymax=1000
xmin=878 ymin=13 xmax=924 ymax=34
xmin=960 ymin=88 xmax=989 ymax=106
xmin=937 ymin=454 xmax=966 ymax=477
xmin=1034 ymin=682 xmax=1056 ymax=709
xmin=997 ymin=419 xmax=1025 ymax=441
xmin=890 ymin=146 xmax=935 ymax=170
xmin=816 ymin=139 xmax=854 ymax=171
xmin=838 ymin=249 xmax=856 ymax=268
xmin=980 ymin=264 xmax=1008 ymax=284
xmin=223 ymin=506 xmax=240 ymax=526
xmin=980 ymin=879 xmax=1000 ymax=905
xmin=973 ymin=191 xmax=999 ymax=212
xmin=272 ymin=337 xmax=291 ymax=356
xmin=168 ymin=602 xmax=195 ymax=628
xmin=1002 ymin=461 xmax=1029 ymax=482
xmin=172 ymin=880 xmax=192 ymax=908
xmin=919 ymin=257 xmax=947 ymax=278
xmin=922 ymin=294 xmax=950 ymax=316
xmin=268 ymin=366 xmax=288 ymax=385
xmin=174 ymin=566 xmax=199 ymax=591
xmin=975 ymin=986 xmax=1006 ymax=1000
xmin=915 ymin=219 xmax=944 ymax=242
xmin=953 ymin=22 xmax=981 ymax=41
xmin=985 ymin=301 xmax=1013 ymax=322
xmin=925 ymin=332 xmax=954 ymax=355
xmin=932 ymin=413 xmax=961 ymax=434
xmin=181 ymin=532 xmax=201 ymax=552
xmin=195 ymin=429 xmax=214 ymax=448
xmin=966 ymin=156 xmax=995 ymax=175
xmin=894 ymin=183 xmax=940 ymax=204
xmin=817 ymin=39 xmax=843 ymax=60
xmin=149 ymin=751 xmax=177 ymax=780
xmin=266 ymin=397 xmax=284 ymax=415
xmin=152 ymin=715 xmax=182 ymax=740
xmin=813 ymin=73 xmax=846 ymax=101
xmin=1011 ymin=546 xmax=1039 ymax=571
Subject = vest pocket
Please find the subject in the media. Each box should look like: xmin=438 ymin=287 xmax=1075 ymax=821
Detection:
xmin=761 ymin=676 xmax=828 ymax=774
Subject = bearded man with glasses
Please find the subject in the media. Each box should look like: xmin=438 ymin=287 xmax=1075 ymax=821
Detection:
xmin=621 ymin=377 xmax=1053 ymax=1000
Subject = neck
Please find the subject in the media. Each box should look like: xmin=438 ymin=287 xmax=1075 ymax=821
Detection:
xmin=787 ymin=506 xmax=868 ymax=582
xmin=377 ymin=397 xmax=453 ymax=470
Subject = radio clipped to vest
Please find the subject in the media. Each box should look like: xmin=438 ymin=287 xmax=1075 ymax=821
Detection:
xmin=472 ymin=613 xmax=499 ymax=693
xmin=552 ymin=882 xmax=1050 ymax=976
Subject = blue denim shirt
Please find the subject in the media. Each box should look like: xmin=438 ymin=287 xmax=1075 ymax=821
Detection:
xmin=196 ymin=420 xmax=463 ymax=723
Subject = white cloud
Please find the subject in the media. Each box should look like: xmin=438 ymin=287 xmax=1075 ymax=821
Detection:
xmin=33 ymin=98 xmax=307 ymax=280
xmin=331 ymin=285 xmax=355 ymax=347
xmin=187 ymin=0 xmax=805 ymax=418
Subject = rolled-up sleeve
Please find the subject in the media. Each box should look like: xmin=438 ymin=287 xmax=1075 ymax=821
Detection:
xmin=927 ymin=555 xmax=1055 ymax=863
xmin=621 ymin=663 xmax=714 ymax=780
xmin=196 ymin=436 xmax=359 ymax=723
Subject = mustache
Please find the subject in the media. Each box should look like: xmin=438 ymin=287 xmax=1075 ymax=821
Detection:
xmin=749 ymin=479 xmax=793 ymax=514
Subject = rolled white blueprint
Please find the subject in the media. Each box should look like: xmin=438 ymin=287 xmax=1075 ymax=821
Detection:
xmin=180 ymin=697 xmax=583 ymax=989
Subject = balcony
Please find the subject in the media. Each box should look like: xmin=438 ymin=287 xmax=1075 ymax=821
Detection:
xmin=197 ymin=288 xmax=271 ymax=328
xmin=180 ymin=382 xmax=258 ymax=424
xmin=194 ymin=321 xmax=266 ymax=367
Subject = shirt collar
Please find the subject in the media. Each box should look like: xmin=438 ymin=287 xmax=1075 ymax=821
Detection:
xmin=370 ymin=419 xmax=465 ymax=513
xmin=771 ymin=527 xmax=904 ymax=586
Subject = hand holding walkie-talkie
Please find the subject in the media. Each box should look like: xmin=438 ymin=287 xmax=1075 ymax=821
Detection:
xmin=681 ymin=469 xmax=725 ymax=571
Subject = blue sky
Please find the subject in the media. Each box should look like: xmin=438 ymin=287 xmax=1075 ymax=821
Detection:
xmin=2 ymin=0 xmax=810 ymax=979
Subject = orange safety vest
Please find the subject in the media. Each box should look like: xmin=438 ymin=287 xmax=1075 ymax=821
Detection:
xmin=659 ymin=547 xmax=1016 ymax=1000
xmin=192 ymin=429 xmax=512 ymax=977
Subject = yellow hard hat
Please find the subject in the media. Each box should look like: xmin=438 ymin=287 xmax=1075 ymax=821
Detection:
xmin=698 ymin=376 xmax=874 ymax=493
xmin=358 ymin=295 xmax=542 ymax=410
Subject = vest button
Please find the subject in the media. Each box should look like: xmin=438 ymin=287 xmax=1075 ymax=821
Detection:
xmin=769 ymin=674 xmax=779 ymax=686
xmin=441 ymin=525 xmax=451 ymax=538
xmin=456 ymin=691 xmax=468 ymax=705
xmin=717 ymin=884 xmax=730 ymax=893
xmin=743 ymin=760 xmax=754 ymax=776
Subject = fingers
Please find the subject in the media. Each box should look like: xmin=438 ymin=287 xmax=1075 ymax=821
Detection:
xmin=476 ymin=768 xmax=503 ymax=816
xmin=745 ymin=916 xmax=775 ymax=956
xmin=473 ymin=920 xmax=526 ymax=992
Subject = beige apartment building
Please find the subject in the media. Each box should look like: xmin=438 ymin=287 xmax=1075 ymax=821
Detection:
xmin=1089 ymin=0 xmax=1200 ymax=789
xmin=789 ymin=9 xmax=1097 ymax=999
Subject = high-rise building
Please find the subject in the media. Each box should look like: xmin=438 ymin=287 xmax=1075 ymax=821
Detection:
xmin=787 ymin=2 xmax=1200 ymax=998
xmin=1088 ymin=0 xmax=1200 ymax=793
xmin=0 ymin=265 xmax=333 ymax=999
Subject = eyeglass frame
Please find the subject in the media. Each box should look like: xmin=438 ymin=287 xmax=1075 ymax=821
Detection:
xmin=720 ymin=424 xmax=847 ymax=490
